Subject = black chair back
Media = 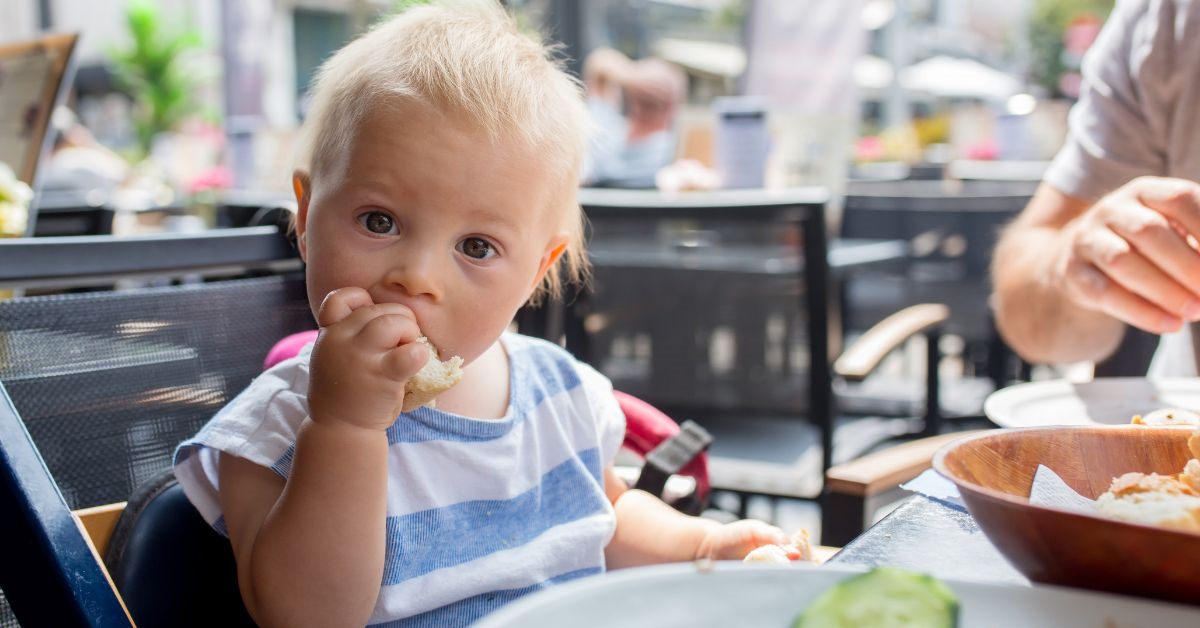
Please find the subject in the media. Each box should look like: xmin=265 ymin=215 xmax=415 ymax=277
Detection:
xmin=563 ymin=187 xmax=843 ymax=479
xmin=105 ymin=468 xmax=255 ymax=627
xmin=841 ymin=179 xmax=1035 ymax=381
xmin=0 ymin=276 xmax=314 ymax=508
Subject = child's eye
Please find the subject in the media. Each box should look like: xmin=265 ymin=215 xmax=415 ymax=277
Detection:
xmin=459 ymin=237 xmax=496 ymax=260
xmin=358 ymin=211 xmax=397 ymax=235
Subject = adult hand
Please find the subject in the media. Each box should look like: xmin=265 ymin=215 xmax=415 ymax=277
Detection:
xmin=1056 ymin=176 xmax=1200 ymax=334
xmin=307 ymin=287 xmax=430 ymax=431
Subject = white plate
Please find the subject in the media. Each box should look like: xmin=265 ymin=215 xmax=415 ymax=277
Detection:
xmin=472 ymin=562 xmax=1200 ymax=628
xmin=983 ymin=377 xmax=1200 ymax=428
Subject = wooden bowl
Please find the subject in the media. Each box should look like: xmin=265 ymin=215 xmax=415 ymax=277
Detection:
xmin=932 ymin=426 xmax=1200 ymax=605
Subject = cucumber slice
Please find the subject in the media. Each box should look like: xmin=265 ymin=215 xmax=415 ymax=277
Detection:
xmin=793 ymin=567 xmax=959 ymax=628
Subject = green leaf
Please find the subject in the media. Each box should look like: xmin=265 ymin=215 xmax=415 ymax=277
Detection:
xmin=105 ymin=0 xmax=206 ymax=156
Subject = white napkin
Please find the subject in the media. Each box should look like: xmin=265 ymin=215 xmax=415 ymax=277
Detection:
xmin=903 ymin=466 xmax=1097 ymax=514
xmin=1028 ymin=464 xmax=1097 ymax=514
xmin=901 ymin=469 xmax=965 ymax=509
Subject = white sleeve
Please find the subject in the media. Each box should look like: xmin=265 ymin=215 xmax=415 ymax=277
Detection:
xmin=575 ymin=360 xmax=626 ymax=466
xmin=173 ymin=356 xmax=311 ymax=530
xmin=1043 ymin=0 xmax=1177 ymax=201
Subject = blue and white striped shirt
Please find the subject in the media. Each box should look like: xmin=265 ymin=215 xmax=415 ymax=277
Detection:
xmin=175 ymin=332 xmax=625 ymax=625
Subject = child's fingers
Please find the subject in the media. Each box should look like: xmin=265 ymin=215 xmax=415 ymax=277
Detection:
xmin=380 ymin=341 xmax=430 ymax=382
xmin=316 ymin=287 xmax=376 ymax=327
xmin=358 ymin=311 xmax=421 ymax=351
xmin=735 ymin=522 xmax=787 ymax=557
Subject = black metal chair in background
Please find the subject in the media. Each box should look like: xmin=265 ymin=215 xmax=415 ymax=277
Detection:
xmin=0 ymin=32 xmax=79 ymax=238
xmin=837 ymin=179 xmax=1037 ymax=419
xmin=535 ymin=188 xmax=960 ymax=538
xmin=28 ymin=189 xmax=117 ymax=236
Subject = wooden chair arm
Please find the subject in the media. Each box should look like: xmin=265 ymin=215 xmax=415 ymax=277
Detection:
xmin=825 ymin=430 xmax=985 ymax=498
xmin=833 ymin=303 xmax=950 ymax=382
xmin=73 ymin=502 xmax=127 ymax=558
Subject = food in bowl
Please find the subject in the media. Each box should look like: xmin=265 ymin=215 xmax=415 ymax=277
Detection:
xmin=1131 ymin=407 xmax=1200 ymax=425
xmin=1093 ymin=428 xmax=1200 ymax=532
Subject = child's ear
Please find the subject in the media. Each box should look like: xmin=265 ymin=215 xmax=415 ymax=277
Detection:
xmin=532 ymin=233 xmax=570 ymax=288
xmin=292 ymin=170 xmax=312 ymax=262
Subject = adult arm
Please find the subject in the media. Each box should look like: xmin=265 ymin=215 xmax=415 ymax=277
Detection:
xmin=582 ymin=47 xmax=633 ymax=107
xmin=991 ymin=0 xmax=1200 ymax=364
xmin=993 ymin=178 xmax=1200 ymax=364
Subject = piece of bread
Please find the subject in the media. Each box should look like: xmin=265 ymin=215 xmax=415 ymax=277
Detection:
xmin=743 ymin=544 xmax=791 ymax=564
xmin=1130 ymin=407 xmax=1200 ymax=426
xmin=742 ymin=528 xmax=816 ymax=564
xmin=401 ymin=336 xmax=463 ymax=412
xmin=1095 ymin=471 xmax=1200 ymax=533
xmin=1092 ymin=427 xmax=1200 ymax=532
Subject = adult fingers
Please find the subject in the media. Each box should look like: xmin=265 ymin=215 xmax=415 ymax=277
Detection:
xmin=1088 ymin=215 xmax=1200 ymax=321
xmin=1104 ymin=196 xmax=1200 ymax=300
xmin=1129 ymin=177 xmax=1200 ymax=241
xmin=1063 ymin=255 xmax=1183 ymax=334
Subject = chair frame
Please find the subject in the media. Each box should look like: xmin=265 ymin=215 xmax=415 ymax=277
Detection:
xmin=0 ymin=381 xmax=133 ymax=626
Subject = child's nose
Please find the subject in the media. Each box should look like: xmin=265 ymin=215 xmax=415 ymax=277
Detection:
xmin=383 ymin=250 xmax=442 ymax=300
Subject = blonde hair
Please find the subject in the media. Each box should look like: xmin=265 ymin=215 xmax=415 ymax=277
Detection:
xmin=297 ymin=0 xmax=591 ymax=303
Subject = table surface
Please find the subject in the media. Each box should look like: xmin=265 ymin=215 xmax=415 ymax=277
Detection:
xmin=828 ymin=494 xmax=1028 ymax=585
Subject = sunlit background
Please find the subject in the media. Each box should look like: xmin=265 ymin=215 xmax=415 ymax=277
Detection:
xmin=1 ymin=0 xmax=1112 ymax=210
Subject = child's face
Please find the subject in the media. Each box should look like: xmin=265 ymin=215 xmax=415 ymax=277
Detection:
xmin=295 ymin=101 xmax=569 ymax=365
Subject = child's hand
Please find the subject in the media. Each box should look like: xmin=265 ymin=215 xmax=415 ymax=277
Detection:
xmin=695 ymin=519 xmax=789 ymax=561
xmin=307 ymin=287 xmax=431 ymax=431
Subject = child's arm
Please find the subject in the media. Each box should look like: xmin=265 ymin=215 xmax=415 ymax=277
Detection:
xmin=603 ymin=466 xmax=789 ymax=569
xmin=219 ymin=287 xmax=429 ymax=627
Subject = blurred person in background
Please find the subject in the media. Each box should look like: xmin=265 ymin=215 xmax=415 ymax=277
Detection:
xmin=39 ymin=106 xmax=130 ymax=194
xmin=582 ymin=47 xmax=687 ymax=188
xmin=992 ymin=0 xmax=1200 ymax=376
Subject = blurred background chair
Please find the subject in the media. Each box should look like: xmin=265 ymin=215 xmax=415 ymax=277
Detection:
xmin=25 ymin=189 xmax=116 ymax=236
xmin=527 ymin=187 xmax=985 ymax=543
xmin=0 ymin=32 xmax=79 ymax=237
xmin=836 ymin=178 xmax=1037 ymax=421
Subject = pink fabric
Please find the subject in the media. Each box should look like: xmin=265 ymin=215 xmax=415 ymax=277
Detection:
xmin=263 ymin=330 xmax=318 ymax=370
xmin=615 ymin=390 xmax=710 ymax=502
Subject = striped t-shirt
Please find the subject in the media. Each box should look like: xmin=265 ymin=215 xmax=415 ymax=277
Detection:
xmin=174 ymin=332 xmax=626 ymax=626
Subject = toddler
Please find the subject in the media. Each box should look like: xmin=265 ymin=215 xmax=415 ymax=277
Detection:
xmin=175 ymin=2 xmax=790 ymax=626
